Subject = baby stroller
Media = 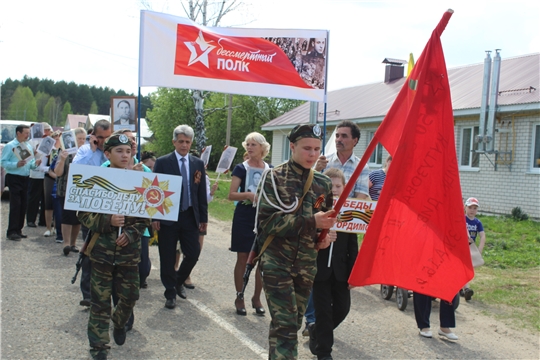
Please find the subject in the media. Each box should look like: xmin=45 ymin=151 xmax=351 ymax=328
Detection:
xmin=380 ymin=285 xmax=459 ymax=311
xmin=380 ymin=285 xmax=412 ymax=311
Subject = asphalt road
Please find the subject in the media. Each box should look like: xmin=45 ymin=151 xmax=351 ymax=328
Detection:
xmin=1 ymin=198 xmax=538 ymax=359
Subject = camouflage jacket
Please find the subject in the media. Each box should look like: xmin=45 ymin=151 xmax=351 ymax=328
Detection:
xmin=78 ymin=212 xmax=150 ymax=266
xmin=256 ymin=159 xmax=333 ymax=261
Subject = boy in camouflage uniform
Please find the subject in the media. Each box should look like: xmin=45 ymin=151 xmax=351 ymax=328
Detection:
xmin=78 ymin=134 xmax=150 ymax=360
xmin=255 ymin=124 xmax=337 ymax=359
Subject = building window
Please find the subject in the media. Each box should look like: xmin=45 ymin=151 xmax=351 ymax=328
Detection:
xmin=532 ymin=123 xmax=540 ymax=172
xmin=282 ymin=135 xmax=290 ymax=161
xmin=460 ymin=126 xmax=480 ymax=168
xmin=368 ymin=131 xmax=383 ymax=165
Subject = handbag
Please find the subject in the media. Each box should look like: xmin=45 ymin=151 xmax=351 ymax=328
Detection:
xmin=469 ymin=241 xmax=484 ymax=267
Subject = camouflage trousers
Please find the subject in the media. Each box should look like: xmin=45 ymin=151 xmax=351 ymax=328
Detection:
xmin=260 ymin=251 xmax=316 ymax=360
xmin=88 ymin=261 xmax=139 ymax=358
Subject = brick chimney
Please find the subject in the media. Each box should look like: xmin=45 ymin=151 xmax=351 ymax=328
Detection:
xmin=382 ymin=58 xmax=407 ymax=83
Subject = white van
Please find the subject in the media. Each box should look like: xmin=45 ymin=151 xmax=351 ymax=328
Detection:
xmin=1 ymin=120 xmax=35 ymax=144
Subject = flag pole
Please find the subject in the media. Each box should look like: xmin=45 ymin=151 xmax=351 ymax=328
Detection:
xmin=137 ymin=87 xmax=141 ymax=161
xmin=319 ymin=136 xmax=379 ymax=241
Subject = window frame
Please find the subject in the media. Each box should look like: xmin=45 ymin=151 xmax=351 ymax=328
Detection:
xmin=530 ymin=122 xmax=540 ymax=174
xmin=367 ymin=131 xmax=383 ymax=166
xmin=459 ymin=126 xmax=480 ymax=170
xmin=282 ymin=135 xmax=290 ymax=162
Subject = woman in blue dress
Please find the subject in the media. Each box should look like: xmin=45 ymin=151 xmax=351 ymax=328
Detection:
xmin=228 ymin=132 xmax=271 ymax=316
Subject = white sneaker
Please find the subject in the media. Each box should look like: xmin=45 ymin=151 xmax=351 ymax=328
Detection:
xmin=419 ymin=330 xmax=432 ymax=338
xmin=43 ymin=230 xmax=51 ymax=237
xmin=438 ymin=328 xmax=458 ymax=340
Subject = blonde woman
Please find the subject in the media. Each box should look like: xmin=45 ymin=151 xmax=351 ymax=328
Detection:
xmin=228 ymin=132 xmax=271 ymax=316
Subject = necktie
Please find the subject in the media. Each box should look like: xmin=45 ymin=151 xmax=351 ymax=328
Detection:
xmin=180 ymin=158 xmax=189 ymax=211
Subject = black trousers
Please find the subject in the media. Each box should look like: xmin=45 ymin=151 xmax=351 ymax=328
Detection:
xmin=313 ymin=272 xmax=351 ymax=357
xmin=413 ymin=292 xmax=458 ymax=329
xmin=26 ymin=177 xmax=45 ymax=225
xmin=139 ymin=235 xmax=151 ymax=285
xmin=158 ymin=207 xmax=200 ymax=300
xmin=6 ymin=174 xmax=30 ymax=236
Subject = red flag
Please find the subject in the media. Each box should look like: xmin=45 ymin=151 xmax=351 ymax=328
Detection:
xmin=348 ymin=9 xmax=474 ymax=302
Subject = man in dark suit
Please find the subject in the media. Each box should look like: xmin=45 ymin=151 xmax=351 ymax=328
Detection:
xmin=152 ymin=124 xmax=208 ymax=309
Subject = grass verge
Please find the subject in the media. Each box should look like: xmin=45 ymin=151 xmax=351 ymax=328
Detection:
xmin=471 ymin=215 xmax=540 ymax=331
xmin=207 ymin=171 xmax=235 ymax=223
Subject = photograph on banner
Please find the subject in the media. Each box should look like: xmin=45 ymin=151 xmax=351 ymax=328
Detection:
xmin=64 ymin=164 xmax=182 ymax=221
xmin=37 ymin=136 xmax=56 ymax=156
xmin=111 ymin=96 xmax=137 ymax=132
xmin=139 ymin=10 xmax=328 ymax=102
xmin=13 ymin=143 xmax=34 ymax=162
xmin=246 ymin=167 xmax=264 ymax=193
xmin=31 ymin=123 xmax=44 ymax=139
xmin=200 ymin=145 xmax=212 ymax=167
xmin=265 ymin=36 xmax=326 ymax=89
xmin=331 ymin=198 xmax=378 ymax=234
xmin=60 ymin=130 xmax=79 ymax=154
xmin=215 ymin=146 xmax=237 ymax=173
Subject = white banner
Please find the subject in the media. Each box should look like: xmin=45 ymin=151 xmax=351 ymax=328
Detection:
xmin=331 ymin=198 xmax=378 ymax=234
xmin=139 ymin=10 xmax=328 ymax=101
xmin=64 ymin=164 xmax=182 ymax=221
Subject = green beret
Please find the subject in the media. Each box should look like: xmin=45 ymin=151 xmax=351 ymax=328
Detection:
xmin=104 ymin=134 xmax=131 ymax=151
xmin=287 ymin=124 xmax=322 ymax=143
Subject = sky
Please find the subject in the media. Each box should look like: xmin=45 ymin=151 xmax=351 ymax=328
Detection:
xmin=1 ymin=0 xmax=539 ymax=98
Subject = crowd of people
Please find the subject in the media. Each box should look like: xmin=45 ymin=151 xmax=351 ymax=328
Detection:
xmin=1 ymin=120 xmax=484 ymax=360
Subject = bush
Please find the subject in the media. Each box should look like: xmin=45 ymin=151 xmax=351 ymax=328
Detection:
xmin=510 ymin=207 xmax=529 ymax=221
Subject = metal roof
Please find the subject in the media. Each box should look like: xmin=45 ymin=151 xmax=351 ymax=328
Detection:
xmin=262 ymin=53 xmax=540 ymax=130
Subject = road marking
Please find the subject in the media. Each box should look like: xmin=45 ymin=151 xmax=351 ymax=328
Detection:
xmin=188 ymin=299 xmax=268 ymax=359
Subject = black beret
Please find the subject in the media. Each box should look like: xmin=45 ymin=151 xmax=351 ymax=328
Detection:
xmin=104 ymin=134 xmax=131 ymax=151
xmin=287 ymin=124 xmax=322 ymax=143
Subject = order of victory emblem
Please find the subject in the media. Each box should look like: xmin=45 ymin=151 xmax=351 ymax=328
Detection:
xmin=135 ymin=176 xmax=176 ymax=217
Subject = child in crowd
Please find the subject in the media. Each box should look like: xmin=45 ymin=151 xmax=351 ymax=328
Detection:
xmin=462 ymin=197 xmax=486 ymax=301
xmin=310 ymin=168 xmax=358 ymax=359
xmin=77 ymin=134 xmax=150 ymax=360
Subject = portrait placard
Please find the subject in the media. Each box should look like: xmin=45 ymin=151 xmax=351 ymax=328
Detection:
xmin=60 ymin=130 xmax=79 ymax=154
xmin=64 ymin=164 xmax=182 ymax=221
xmin=200 ymin=145 xmax=212 ymax=167
xmin=330 ymin=198 xmax=378 ymax=234
xmin=216 ymin=146 xmax=237 ymax=174
xmin=31 ymin=123 xmax=44 ymax=139
xmin=13 ymin=142 xmax=34 ymax=162
xmin=37 ymin=136 xmax=56 ymax=156
xmin=246 ymin=167 xmax=264 ymax=193
xmin=111 ymin=96 xmax=137 ymax=132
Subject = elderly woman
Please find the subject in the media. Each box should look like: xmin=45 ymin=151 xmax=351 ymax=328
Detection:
xmin=228 ymin=132 xmax=271 ymax=316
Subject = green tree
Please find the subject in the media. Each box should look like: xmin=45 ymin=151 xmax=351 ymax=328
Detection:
xmin=43 ymin=97 xmax=63 ymax=127
xmin=204 ymin=94 xmax=303 ymax=167
xmin=35 ymin=91 xmax=51 ymax=122
xmin=43 ymin=97 xmax=56 ymax=125
xmin=89 ymin=101 xmax=98 ymax=114
xmin=6 ymin=86 xmax=38 ymax=121
xmin=61 ymin=101 xmax=73 ymax=126
xmin=145 ymin=88 xmax=194 ymax=156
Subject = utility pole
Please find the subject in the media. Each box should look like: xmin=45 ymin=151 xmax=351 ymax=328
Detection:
xmin=226 ymin=94 xmax=232 ymax=146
